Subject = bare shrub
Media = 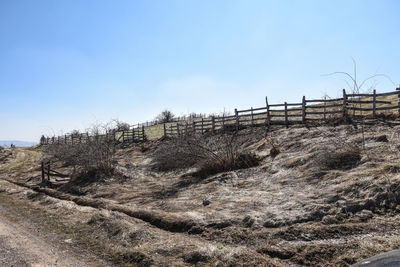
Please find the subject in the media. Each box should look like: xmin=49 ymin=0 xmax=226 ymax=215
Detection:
xmin=40 ymin=135 xmax=46 ymax=145
xmin=152 ymin=133 xmax=260 ymax=176
xmin=318 ymin=145 xmax=361 ymax=170
xmin=196 ymin=150 xmax=259 ymax=177
xmin=270 ymin=145 xmax=280 ymax=158
xmin=112 ymin=119 xmax=130 ymax=131
xmin=71 ymin=129 xmax=80 ymax=137
xmin=45 ymin=125 xmax=116 ymax=179
xmin=155 ymin=109 xmax=175 ymax=123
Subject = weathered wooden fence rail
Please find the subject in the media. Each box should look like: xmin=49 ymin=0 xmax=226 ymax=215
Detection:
xmin=41 ymin=126 xmax=146 ymax=145
xmin=164 ymin=88 xmax=400 ymax=137
xmin=41 ymin=160 xmax=69 ymax=183
xmin=41 ymin=87 xmax=400 ymax=143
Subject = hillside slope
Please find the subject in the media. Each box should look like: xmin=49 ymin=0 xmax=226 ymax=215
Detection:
xmin=2 ymin=123 xmax=400 ymax=266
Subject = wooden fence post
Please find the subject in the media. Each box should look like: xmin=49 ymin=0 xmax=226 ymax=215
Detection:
xmin=222 ymin=114 xmax=225 ymax=131
xmin=397 ymin=87 xmax=400 ymax=116
xmin=324 ymin=96 xmax=327 ymax=120
xmin=211 ymin=116 xmax=215 ymax=134
xmin=235 ymin=108 xmax=239 ymax=132
xmin=343 ymin=89 xmax=347 ymax=118
xmin=302 ymin=96 xmax=306 ymax=124
xmin=64 ymin=135 xmax=67 ymax=144
xmin=284 ymin=102 xmax=288 ymax=128
xmin=265 ymin=96 xmax=270 ymax=127
xmin=177 ymin=123 xmax=180 ymax=136
xmin=372 ymin=89 xmax=377 ymax=118
xmin=201 ymin=118 xmax=204 ymax=134
xmin=142 ymin=126 xmax=145 ymax=141
xmin=41 ymin=162 xmax=45 ymax=182
xmin=192 ymin=121 xmax=196 ymax=134
xmin=163 ymin=123 xmax=167 ymax=138
xmin=47 ymin=162 xmax=50 ymax=181
xmin=251 ymin=107 xmax=254 ymax=127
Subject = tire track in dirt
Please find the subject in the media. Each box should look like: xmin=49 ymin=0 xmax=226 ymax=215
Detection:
xmin=5 ymin=179 xmax=203 ymax=235
xmin=1 ymin=179 xmax=278 ymax=266
xmin=0 ymin=203 xmax=100 ymax=267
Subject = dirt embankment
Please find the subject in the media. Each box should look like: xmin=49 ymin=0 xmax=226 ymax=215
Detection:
xmin=2 ymin=122 xmax=400 ymax=266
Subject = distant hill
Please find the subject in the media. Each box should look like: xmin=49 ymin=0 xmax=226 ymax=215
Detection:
xmin=0 ymin=140 xmax=37 ymax=148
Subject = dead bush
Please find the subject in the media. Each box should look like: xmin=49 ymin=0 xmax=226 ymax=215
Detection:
xmin=318 ymin=145 xmax=361 ymax=170
xmin=152 ymin=133 xmax=261 ymax=176
xmin=45 ymin=126 xmax=116 ymax=180
xmin=155 ymin=109 xmax=175 ymax=123
xmin=375 ymin=135 xmax=388 ymax=142
xmin=151 ymin=136 xmax=201 ymax=171
xmin=196 ymin=151 xmax=259 ymax=177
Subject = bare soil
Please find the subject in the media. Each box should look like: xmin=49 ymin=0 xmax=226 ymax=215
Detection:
xmin=0 ymin=193 xmax=107 ymax=266
xmin=2 ymin=122 xmax=400 ymax=266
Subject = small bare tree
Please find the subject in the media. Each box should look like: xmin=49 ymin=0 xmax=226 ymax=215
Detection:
xmin=323 ymin=59 xmax=396 ymax=148
xmin=112 ymin=119 xmax=130 ymax=131
xmin=156 ymin=110 xmax=175 ymax=123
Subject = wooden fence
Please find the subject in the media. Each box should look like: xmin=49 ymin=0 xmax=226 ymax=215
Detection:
xmin=117 ymin=126 xmax=146 ymax=144
xmin=164 ymin=88 xmax=400 ymax=137
xmin=41 ymin=87 xmax=400 ymax=143
xmin=135 ymin=113 xmax=206 ymax=128
xmin=41 ymin=126 xmax=146 ymax=145
xmin=41 ymin=160 xmax=69 ymax=183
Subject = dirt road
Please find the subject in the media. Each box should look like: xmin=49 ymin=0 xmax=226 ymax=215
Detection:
xmin=0 ymin=205 xmax=100 ymax=267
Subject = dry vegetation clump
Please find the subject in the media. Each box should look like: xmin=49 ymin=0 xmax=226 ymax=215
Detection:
xmin=269 ymin=144 xmax=280 ymax=158
xmin=45 ymin=130 xmax=116 ymax=181
xmin=152 ymin=133 xmax=261 ymax=177
xmin=0 ymin=147 xmax=10 ymax=163
xmin=318 ymin=145 xmax=361 ymax=170
xmin=195 ymin=150 xmax=260 ymax=178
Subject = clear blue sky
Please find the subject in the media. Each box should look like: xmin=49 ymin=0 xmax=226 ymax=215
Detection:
xmin=1 ymin=0 xmax=399 ymax=141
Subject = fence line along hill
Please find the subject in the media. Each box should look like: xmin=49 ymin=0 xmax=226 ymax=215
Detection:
xmin=40 ymin=87 xmax=400 ymax=145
